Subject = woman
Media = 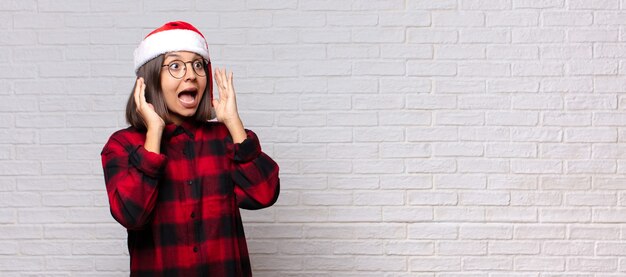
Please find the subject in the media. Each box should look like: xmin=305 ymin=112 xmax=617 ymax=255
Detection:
xmin=101 ymin=21 xmax=280 ymax=276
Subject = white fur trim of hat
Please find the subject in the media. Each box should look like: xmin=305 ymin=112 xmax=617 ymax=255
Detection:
xmin=133 ymin=21 xmax=210 ymax=73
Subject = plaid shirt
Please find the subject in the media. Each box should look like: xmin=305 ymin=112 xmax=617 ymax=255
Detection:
xmin=101 ymin=120 xmax=280 ymax=276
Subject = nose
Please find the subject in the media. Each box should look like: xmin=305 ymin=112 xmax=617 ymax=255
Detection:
xmin=183 ymin=62 xmax=197 ymax=81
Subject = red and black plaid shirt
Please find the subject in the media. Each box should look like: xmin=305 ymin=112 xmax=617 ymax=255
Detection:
xmin=101 ymin=120 xmax=280 ymax=276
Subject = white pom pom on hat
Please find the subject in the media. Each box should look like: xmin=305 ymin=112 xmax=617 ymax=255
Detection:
xmin=133 ymin=21 xmax=210 ymax=73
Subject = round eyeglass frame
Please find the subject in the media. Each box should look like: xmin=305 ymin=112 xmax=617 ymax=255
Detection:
xmin=161 ymin=59 xmax=209 ymax=79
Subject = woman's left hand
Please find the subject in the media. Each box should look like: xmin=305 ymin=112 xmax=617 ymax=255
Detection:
xmin=213 ymin=67 xmax=241 ymax=124
xmin=213 ymin=67 xmax=246 ymax=143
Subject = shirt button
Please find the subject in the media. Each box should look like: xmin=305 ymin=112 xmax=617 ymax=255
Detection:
xmin=187 ymin=180 xmax=193 ymax=185
xmin=190 ymin=212 xmax=195 ymax=218
xmin=193 ymin=246 xmax=198 ymax=253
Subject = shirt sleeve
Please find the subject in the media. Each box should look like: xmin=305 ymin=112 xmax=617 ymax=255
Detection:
xmin=226 ymin=129 xmax=280 ymax=210
xmin=101 ymin=132 xmax=166 ymax=229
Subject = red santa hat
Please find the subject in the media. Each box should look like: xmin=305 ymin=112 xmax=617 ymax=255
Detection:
xmin=133 ymin=21 xmax=210 ymax=72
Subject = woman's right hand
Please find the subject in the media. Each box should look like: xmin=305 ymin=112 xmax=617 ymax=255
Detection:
xmin=134 ymin=78 xmax=165 ymax=131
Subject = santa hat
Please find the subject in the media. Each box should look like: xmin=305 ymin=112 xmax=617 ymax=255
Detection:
xmin=133 ymin=21 xmax=210 ymax=72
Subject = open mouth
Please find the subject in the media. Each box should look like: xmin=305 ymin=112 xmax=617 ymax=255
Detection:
xmin=178 ymin=88 xmax=198 ymax=108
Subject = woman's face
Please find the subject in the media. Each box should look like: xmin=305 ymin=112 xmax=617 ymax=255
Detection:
xmin=160 ymin=51 xmax=207 ymax=125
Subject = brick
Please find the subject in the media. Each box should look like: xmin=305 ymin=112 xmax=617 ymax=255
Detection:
xmin=326 ymin=144 xmax=378 ymax=159
xmin=301 ymin=160 xmax=351 ymax=174
xmin=569 ymin=29 xmax=618 ymax=42
xmin=567 ymin=160 xmax=616 ymax=174
xmin=435 ymin=174 xmax=486 ymax=189
xmin=329 ymin=176 xmax=379 ymax=189
xmin=462 ymin=0 xmax=511 ymax=9
xmin=458 ymin=159 xmax=508 ymax=173
xmin=464 ymin=257 xmax=512 ymax=270
xmin=380 ymin=11 xmax=431 ymax=27
xmin=354 ymin=61 xmax=405 ymax=76
xmin=489 ymin=241 xmax=540 ymax=255
xmin=460 ymin=192 xmax=510 ymax=206
xmin=539 ymin=208 xmax=591 ymax=223
xmin=410 ymin=257 xmax=461 ymax=272
xmin=511 ymin=159 xmax=562 ymax=174
xmin=487 ymin=207 xmax=538 ymax=222
xmin=565 ymin=128 xmax=617 ymax=142
xmin=433 ymin=142 xmax=483 ymax=157
xmin=252 ymin=255 xmax=303 ymax=271
xmin=354 ymin=95 xmax=405 ymax=110
xmin=300 ymin=29 xmax=351 ymax=43
xmin=487 ymin=175 xmax=538 ymax=190
xmin=353 ymin=159 xmax=404 ymax=174
xmin=438 ymin=241 xmax=486 ymax=255
xmin=380 ymin=175 xmax=430 ymax=190
xmin=460 ymin=29 xmax=509 ymax=43
xmin=276 ymin=207 xmax=327 ymax=222
xmin=328 ymin=45 xmax=379 ymax=59
xmin=510 ymin=192 xmax=562 ymax=206
xmin=407 ymin=62 xmax=456 ymax=76
xmin=327 ymin=112 xmax=378 ymax=126
xmin=515 ymin=224 xmax=566 ymax=239
xmin=274 ymin=46 xmax=325 ymax=60
xmin=247 ymin=0 xmax=297 ymax=9
xmin=594 ymin=112 xmax=626 ymax=126
xmin=354 ymin=127 xmax=404 ymax=142
xmin=435 ymin=80 xmax=485 ymax=94
xmin=540 ymin=143 xmax=590 ymax=159
xmin=568 ymin=258 xmax=617 ymax=272
xmin=459 ymin=127 xmax=510 ymax=141
xmin=513 ymin=62 xmax=564 ymax=77
xmin=380 ymin=143 xmax=430 ymax=158
xmin=383 ymin=207 xmax=433 ymax=222
xmin=354 ymin=256 xmax=407 ymax=271
xmin=486 ymin=143 xmax=536 ymax=158
xmin=408 ymin=223 xmax=458 ymax=239
xmin=543 ymin=112 xmax=591 ymax=127
xmin=569 ymin=0 xmax=619 ymax=9
xmin=569 ymin=225 xmax=619 ymax=240
xmin=408 ymin=29 xmax=458 ymax=43
xmin=593 ymin=208 xmax=626 ymax=223
xmin=487 ymin=11 xmax=539 ymax=26
xmin=273 ymin=12 xmax=325 ymax=27
xmin=329 ymin=207 xmax=381 ymax=222
xmin=459 ymin=63 xmax=510 ymax=77
xmin=408 ymin=192 xmax=457 ymax=205
xmin=432 ymin=12 xmax=485 ymax=27
xmin=0 ymin=0 xmax=36 ymax=11
xmin=0 ymin=257 xmax=44 ymax=271
xmin=487 ymin=45 xmax=538 ymax=60
xmin=511 ymin=127 xmax=562 ymax=142
xmin=406 ymin=159 xmax=456 ymax=173
xmin=565 ymin=193 xmax=617 ymax=206
xmin=435 ymin=207 xmax=485 ymax=222
xmin=541 ymin=176 xmax=591 ymax=190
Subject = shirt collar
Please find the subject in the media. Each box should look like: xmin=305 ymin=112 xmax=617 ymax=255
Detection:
xmin=163 ymin=119 xmax=197 ymax=140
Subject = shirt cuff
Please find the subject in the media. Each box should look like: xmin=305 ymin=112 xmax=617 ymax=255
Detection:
xmin=227 ymin=129 xmax=262 ymax=163
xmin=129 ymin=145 xmax=167 ymax=178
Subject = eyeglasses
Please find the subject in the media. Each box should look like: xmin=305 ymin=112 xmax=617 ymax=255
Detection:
xmin=161 ymin=59 xmax=208 ymax=79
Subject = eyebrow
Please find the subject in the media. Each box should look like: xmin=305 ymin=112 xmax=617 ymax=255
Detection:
xmin=164 ymin=53 xmax=181 ymax=58
xmin=164 ymin=53 xmax=202 ymax=60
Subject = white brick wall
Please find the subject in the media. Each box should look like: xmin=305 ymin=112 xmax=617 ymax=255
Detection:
xmin=1 ymin=0 xmax=626 ymax=275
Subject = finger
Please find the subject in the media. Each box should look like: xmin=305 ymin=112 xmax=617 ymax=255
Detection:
xmin=139 ymin=78 xmax=147 ymax=106
xmin=216 ymin=68 xmax=227 ymax=99
xmin=133 ymin=78 xmax=142 ymax=110
xmin=221 ymin=68 xmax=228 ymax=89
xmin=214 ymin=68 xmax=222 ymax=88
xmin=228 ymin=71 xmax=234 ymax=90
